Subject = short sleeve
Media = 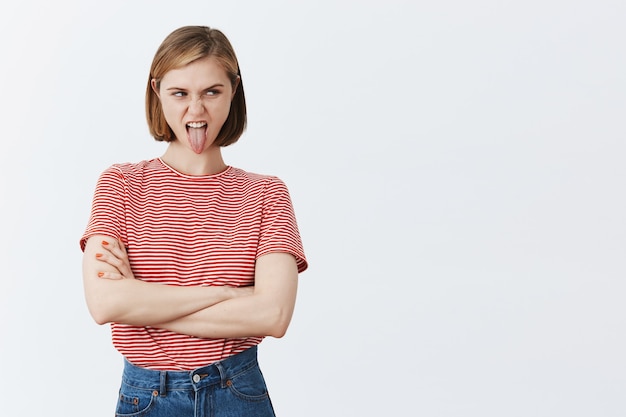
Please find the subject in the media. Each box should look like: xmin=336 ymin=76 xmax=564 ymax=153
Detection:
xmin=257 ymin=177 xmax=308 ymax=273
xmin=79 ymin=166 xmax=126 ymax=251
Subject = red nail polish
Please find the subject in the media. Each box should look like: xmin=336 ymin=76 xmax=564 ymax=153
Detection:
xmin=95 ymin=253 xmax=102 ymax=258
xmin=102 ymin=241 xmax=109 ymax=246
xmin=97 ymin=272 xmax=104 ymax=277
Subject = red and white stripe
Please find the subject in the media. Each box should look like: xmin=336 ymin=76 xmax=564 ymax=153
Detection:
xmin=81 ymin=158 xmax=307 ymax=370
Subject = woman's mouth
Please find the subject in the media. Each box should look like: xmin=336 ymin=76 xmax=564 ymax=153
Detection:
xmin=186 ymin=122 xmax=208 ymax=154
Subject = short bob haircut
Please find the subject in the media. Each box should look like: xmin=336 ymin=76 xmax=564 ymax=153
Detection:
xmin=146 ymin=26 xmax=246 ymax=147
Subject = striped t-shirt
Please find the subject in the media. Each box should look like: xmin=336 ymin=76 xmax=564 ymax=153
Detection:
xmin=80 ymin=158 xmax=307 ymax=370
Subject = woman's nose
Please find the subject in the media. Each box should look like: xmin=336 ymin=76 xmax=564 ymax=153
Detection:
xmin=188 ymin=97 xmax=204 ymax=114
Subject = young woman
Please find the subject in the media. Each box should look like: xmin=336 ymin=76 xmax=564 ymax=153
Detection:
xmin=80 ymin=26 xmax=307 ymax=416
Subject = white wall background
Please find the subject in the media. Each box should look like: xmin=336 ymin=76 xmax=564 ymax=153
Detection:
xmin=1 ymin=0 xmax=624 ymax=415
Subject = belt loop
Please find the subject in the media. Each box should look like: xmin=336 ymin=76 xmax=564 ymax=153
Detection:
xmin=160 ymin=371 xmax=167 ymax=397
xmin=215 ymin=361 xmax=227 ymax=388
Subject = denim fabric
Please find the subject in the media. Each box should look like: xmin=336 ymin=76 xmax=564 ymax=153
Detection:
xmin=115 ymin=346 xmax=275 ymax=417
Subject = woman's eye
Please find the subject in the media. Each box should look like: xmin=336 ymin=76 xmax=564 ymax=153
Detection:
xmin=173 ymin=91 xmax=186 ymax=97
xmin=206 ymin=90 xmax=219 ymax=96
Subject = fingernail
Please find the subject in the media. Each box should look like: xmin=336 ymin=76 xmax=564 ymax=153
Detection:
xmin=97 ymin=272 xmax=104 ymax=277
xmin=95 ymin=253 xmax=103 ymax=258
xmin=102 ymin=241 xmax=109 ymax=246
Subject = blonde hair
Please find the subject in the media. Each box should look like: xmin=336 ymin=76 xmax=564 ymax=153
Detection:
xmin=146 ymin=26 xmax=246 ymax=146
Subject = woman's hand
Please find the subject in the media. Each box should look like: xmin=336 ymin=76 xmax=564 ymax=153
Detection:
xmin=95 ymin=239 xmax=135 ymax=280
xmin=84 ymin=235 xmax=254 ymax=326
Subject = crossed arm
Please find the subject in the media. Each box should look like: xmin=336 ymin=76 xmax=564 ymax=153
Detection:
xmin=82 ymin=235 xmax=298 ymax=339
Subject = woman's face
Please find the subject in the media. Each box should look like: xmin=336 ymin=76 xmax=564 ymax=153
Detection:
xmin=153 ymin=56 xmax=236 ymax=154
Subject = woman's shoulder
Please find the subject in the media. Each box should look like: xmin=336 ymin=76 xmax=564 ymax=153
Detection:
xmin=106 ymin=158 xmax=160 ymax=174
xmin=93 ymin=159 xmax=164 ymax=189
xmin=228 ymin=167 xmax=293 ymax=201
xmin=96 ymin=158 xmax=162 ymax=180
xmin=229 ymin=166 xmax=283 ymax=181
xmin=228 ymin=166 xmax=285 ymax=186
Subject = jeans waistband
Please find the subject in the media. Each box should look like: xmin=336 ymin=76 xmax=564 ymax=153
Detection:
xmin=122 ymin=346 xmax=258 ymax=396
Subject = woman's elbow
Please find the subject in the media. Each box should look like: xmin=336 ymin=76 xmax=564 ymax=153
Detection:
xmin=266 ymin=307 xmax=294 ymax=338
xmin=92 ymin=313 xmax=110 ymax=326
xmin=269 ymin=326 xmax=288 ymax=339
xmin=84 ymin=290 xmax=120 ymax=325
xmin=86 ymin=300 xmax=115 ymax=325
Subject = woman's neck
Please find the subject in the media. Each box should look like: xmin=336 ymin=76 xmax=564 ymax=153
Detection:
xmin=161 ymin=142 xmax=227 ymax=176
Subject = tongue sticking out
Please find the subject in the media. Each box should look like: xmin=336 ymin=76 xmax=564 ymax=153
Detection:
xmin=188 ymin=126 xmax=208 ymax=154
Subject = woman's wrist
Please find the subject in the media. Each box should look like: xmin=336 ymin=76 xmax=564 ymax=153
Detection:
xmin=201 ymin=284 xmax=237 ymax=304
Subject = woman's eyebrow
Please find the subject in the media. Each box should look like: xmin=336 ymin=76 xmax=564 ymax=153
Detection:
xmin=165 ymin=83 xmax=225 ymax=91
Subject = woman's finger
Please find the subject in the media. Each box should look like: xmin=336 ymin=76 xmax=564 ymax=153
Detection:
xmin=96 ymin=271 xmax=124 ymax=280
xmin=103 ymin=239 xmax=125 ymax=258
xmin=96 ymin=251 xmax=127 ymax=272
xmin=98 ymin=240 xmax=134 ymax=279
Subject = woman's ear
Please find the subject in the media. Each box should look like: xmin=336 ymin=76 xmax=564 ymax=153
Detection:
xmin=151 ymin=79 xmax=160 ymax=97
xmin=231 ymin=76 xmax=240 ymax=100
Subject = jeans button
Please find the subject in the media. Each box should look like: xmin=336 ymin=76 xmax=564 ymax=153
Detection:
xmin=193 ymin=374 xmax=201 ymax=383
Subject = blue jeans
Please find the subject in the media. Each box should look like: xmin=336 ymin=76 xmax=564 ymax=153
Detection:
xmin=115 ymin=346 xmax=275 ymax=416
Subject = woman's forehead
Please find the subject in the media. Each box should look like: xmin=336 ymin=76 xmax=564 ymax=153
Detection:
xmin=160 ymin=56 xmax=230 ymax=85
